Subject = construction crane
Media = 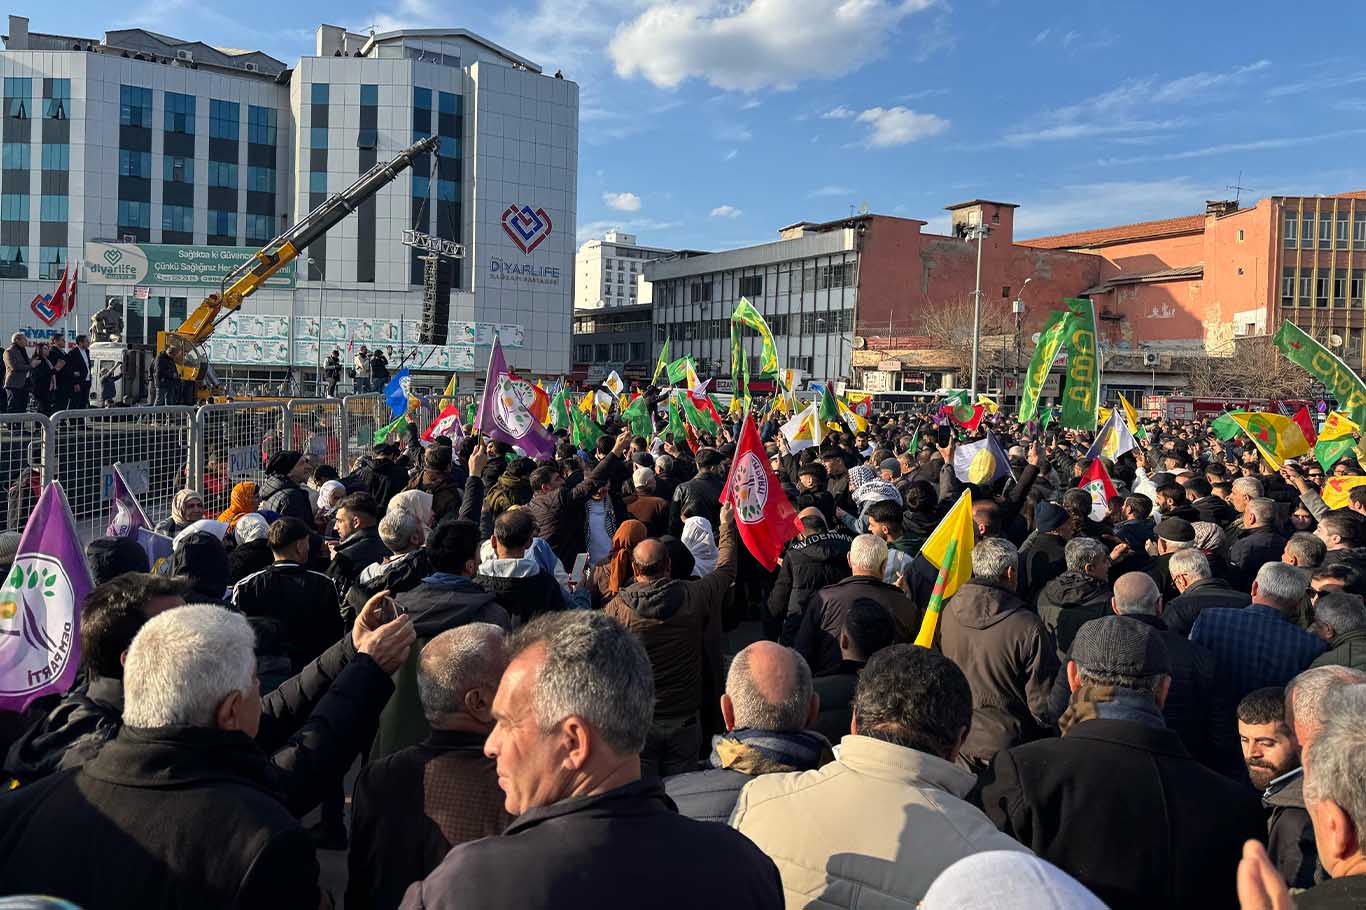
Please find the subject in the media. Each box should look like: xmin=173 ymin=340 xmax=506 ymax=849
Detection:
xmin=159 ymin=133 xmax=440 ymax=383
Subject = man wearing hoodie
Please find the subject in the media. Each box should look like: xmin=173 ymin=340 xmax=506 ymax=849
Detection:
xmin=484 ymin=456 xmax=535 ymax=522
xmin=606 ymin=504 xmax=737 ymax=777
xmin=1037 ymin=537 xmax=1113 ymax=659
xmin=377 ymin=519 xmax=511 ymax=758
xmin=475 ymin=509 xmax=564 ymax=625
xmin=259 ymin=450 xmax=315 ymax=524
xmin=406 ymin=445 xmax=463 ymax=520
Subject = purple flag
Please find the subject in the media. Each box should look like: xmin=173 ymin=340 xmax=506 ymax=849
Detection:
xmin=107 ymin=462 xmax=150 ymax=538
xmin=474 ymin=336 xmax=555 ymax=460
xmin=0 ymin=481 xmax=92 ymax=711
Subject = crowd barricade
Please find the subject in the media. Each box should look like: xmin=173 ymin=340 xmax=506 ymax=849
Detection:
xmin=193 ymin=401 xmax=289 ymax=519
xmin=49 ymin=406 xmax=196 ymax=544
xmin=339 ymin=394 xmax=387 ymax=471
xmin=0 ymin=412 xmax=51 ymax=536
xmin=286 ymin=399 xmax=344 ymax=474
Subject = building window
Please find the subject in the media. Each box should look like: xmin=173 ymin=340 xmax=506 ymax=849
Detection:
xmin=819 ymin=262 xmax=853 ymax=289
xmin=309 ymin=171 xmax=327 ymax=194
xmin=1316 ymin=271 xmax=1330 ymax=306
xmin=40 ymin=143 xmax=68 ymax=171
xmin=247 ymin=106 xmax=277 ymax=145
xmin=1302 ymin=215 xmax=1314 ymax=249
xmin=209 ymin=100 xmax=239 ymax=140
xmin=595 ymin=343 xmax=610 ymax=361
xmin=118 ymin=200 xmax=151 ymax=229
xmin=413 ymin=87 xmax=433 ymax=135
xmin=245 ymin=213 xmax=274 ymax=244
xmin=0 ymin=245 xmax=26 ymax=278
xmin=738 ymin=274 xmax=763 ymax=297
xmin=163 ymin=156 xmax=193 ymax=184
xmin=310 ymin=126 xmax=327 ymax=149
xmin=437 ymin=178 xmax=457 ymax=202
xmin=1334 ymin=276 xmax=1348 ymax=305
xmin=247 ymin=165 xmax=275 ymax=192
xmin=1300 ymin=274 xmax=1313 ymax=302
xmin=787 ymin=355 xmax=814 ymax=373
xmin=162 ymin=204 xmax=193 ymax=233
xmin=118 ymin=149 xmax=151 ymax=178
xmin=1237 ymin=229 xmax=1245 ymax=242
xmin=1283 ymin=215 xmax=1297 ymax=248
xmin=576 ymin=345 xmax=592 ymax=361
xmin=39 ymin=195 xmax=67 ymax=222
xmin=2 ymin=144 xmax=29 ymax=169
xmin=357 ymin=128 xmax=377 ymax=150
xmin=1356 ymin=217 xmax=1366 ymax=251
xmin=1338 ymin=217 xmax=1351 ymax=248
xmin=1352 ymin=272 xmax=1364 ymax=306
xmin=1320 ymin=217 xmax=1333 ymax=250
xmin=630 ymin=341 xmax=647 ymax=361
xmin=311 ymin=84 xmax=329 ymax=105
xmin=1001 ymin=285 xmax=1012 ymax=298
xmin=0 ymin=194 xmax=28 ymax=221
xmin=164 ymin=92 xmax=196 ymax=135
xmin=689 ymin=281 xmax=712 ymax=303
xmin=38 ymin=246 xmax=64 ymax=279
xmin=612 ymin=342 xmax=628 ymax=361
xmin=208 ymin=161 xmax=238 ymax=189
xmin=4 ymin=77 xmax=30 ymax=119
xmin=43 ymin=79 xmax=68 ymax=120
xmin=208 ymin=209 xmax=237 ymax=242
xmin=1281 ymin=268 xmax=1295 ymax=306
xmin=120 ymin=85 xmax=151 ymax=128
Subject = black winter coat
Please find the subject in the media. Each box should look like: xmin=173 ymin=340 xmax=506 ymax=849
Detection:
xmin=664 ymin=767 xmax=751 ymax=824
xmin=399 ymin=779 xmax=783 ymax=910
xmin=795 ymin=575 xmax=922 ymax=674
xmin=668 ymin=470 xmax=725 ymax=537
xmin=979 ymin=718 xmax=1266 ymax=910
xmin=228 ymin=538 xmax=274 ymax=583
xmin=346 ymin=548 xmax=434 ymax=617
xmin=1036 ymin=571 xmax=1112 ymax=658
xmin=766 ymin=532 xmax=851 ymax=632
xmin=233 ymin=560 xmax=344 ymax=672
xmin=1164 ymin=577 xmax=1250 ymax=638
xmin=812 ymin=660 xmax=863 ymax=745
xmin=524 ymin=453 xmax=620 ymax=568
xmin=258 ymin=474 xmax=313 ymax=524
xmin=327 ymin=525 xmax=392 ymax=606
xmin=1264 ymin=770 xmax=1319 ymax=890
xmin=473 ymin=565 xmax=564 ymax=625
xmin=1019 ymin=532 xmax=1069 ymax=602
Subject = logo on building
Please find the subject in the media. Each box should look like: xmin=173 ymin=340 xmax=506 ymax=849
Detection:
xmin=501 ymin=204 xmax=553 ymax=254
xmin=29 ymin=295 xmax=58 ymax=326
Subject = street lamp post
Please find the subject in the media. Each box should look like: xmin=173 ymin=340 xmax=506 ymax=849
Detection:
xmin=968 ymin=219 xmax=989 ymax=397
xmin=309 ymin=257 xmax=325 ymax=397
xmin=1012 ymin=277 xmax=1033 ymax=403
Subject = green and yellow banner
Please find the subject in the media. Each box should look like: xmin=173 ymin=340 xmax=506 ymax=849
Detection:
xmin=1017 ymin=308 xmax=1070 ymax=424
xmin=1060 ymin=297 xmax=1100 ymax=431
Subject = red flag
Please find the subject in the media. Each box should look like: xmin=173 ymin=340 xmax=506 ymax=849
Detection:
xmin=721 ymin=417 xmax=800 ymax=570
xmin=1292 ymin=405 xmax=1317 ymax=447
xmin=47 ymin=269 xmax=70 ymax=320
xmin=67 ymin=271 xmax=78 ymax=317
xmin=421 ymin=404 xmax=465 ymax=444
xmin=943 ymin=402 xmax=985 ymax=432
xmin=1078 ymin=458 xmax=1118 ymax=522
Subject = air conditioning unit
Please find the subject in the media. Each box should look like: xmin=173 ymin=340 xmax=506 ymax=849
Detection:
xmin=243 ymin=61 xmax=258 ymax=72
xmin=175 ymin=49 xmax=193 ymax=62
xmin=1142 ymin=352 xmax=1160 ymax=367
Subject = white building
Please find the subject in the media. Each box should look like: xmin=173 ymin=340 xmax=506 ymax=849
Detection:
xmin=0 ymin=17 xmax=578 ymax=387
xmin=574 ymin=229 xmax=672 ymax=310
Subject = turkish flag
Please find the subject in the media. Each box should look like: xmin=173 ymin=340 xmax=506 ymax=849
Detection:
xmin=721 ymin=416 xmax=800 ymax=570
xmin=1078 ymin=458 xmax=1118 ymax=522
xmin=1292 ymin=405 xmax=1317 ymax=446
xmin=47 ymin=268 xmax=70 ymax=320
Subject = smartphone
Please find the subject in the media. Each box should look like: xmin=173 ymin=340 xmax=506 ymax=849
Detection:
xmin=570 ymin=553 xmax=590 ymax=586
xmin=371 ymin=594 xmax=400 ymax=625
xmin=935 ymin=425 xmax=953 ymax=447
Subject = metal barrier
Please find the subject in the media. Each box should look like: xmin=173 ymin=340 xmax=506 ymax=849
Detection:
xmin=0 ymin=412 xmax=51 ymax=537
xmin=194 ymin=401 xmax=289 ymax=519
xmin=340 ymin=394 xmax=387 ymax=470
xmin=286 ymin=399 xmax=343 ymax=473
xmin=50 ymin=406 xmax=196 ymax=544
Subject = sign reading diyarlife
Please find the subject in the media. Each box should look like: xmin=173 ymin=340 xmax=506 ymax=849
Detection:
xmin=82 ymin=242 xmax=298 ymax=289
xmin=487 ymin=201 xmax=563 ymax=288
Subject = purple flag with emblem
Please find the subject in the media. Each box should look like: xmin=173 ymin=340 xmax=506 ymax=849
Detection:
xmin=474 ymin=336 xmax=555 ymax=460
xmin=106 ymin=462 xmax=150 ymax=538
xmin=0 ymin=481 xmax=92 ymax=711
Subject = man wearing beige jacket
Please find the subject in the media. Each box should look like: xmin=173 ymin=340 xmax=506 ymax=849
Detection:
xmin=729 ymin=644 xmax=1027 ymax=909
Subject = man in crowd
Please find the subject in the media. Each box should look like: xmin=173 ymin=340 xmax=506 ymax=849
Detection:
xmin=1037 ymin=536 xmax=1114 ymax=659
xmin=58 ymin=332 xmax=91 ymax=410
xmin=979 ymin=615 xmax=1265 ymax=910
xmin=474 ymin=509 xmax=564 ymax=624
xmin=1309 ymin=591 xmax=1366 ymax=670
xmin=1020 ymin=501 xmax=1075 ymax=601
xmin=1146 ymin=516 xmax=1196 ymax=601
xmin=525 ymin=429 xmax=627 ymax=568
xmin=1237 ymin=686 xmax=1317 ymax=889
xmin=1316 ymin=510 xmax=1366 ymax=577
xmin=606 ymin=505 xmax=736 ymax=777
xmin=0 ymin=600 xmax=414 ymax=907
xmin=3 ymin=331 xmax=30 ymax=413
xmin=795 ymin=534 xmax=920 ymax=674
xmin=939 ymin=536 xmax=1058 ymax=772
xmin=811 ymin=600 xmax=896 ymax=745
xmin=259 ymin=450 xmax=315 ymax=523
xmin=767 ymin=508 xmax=851 ymax=644
xmin=668 ymin=447 xmax=726 ymax=536
xmin=731 ymin=644 xmax=1027 ymax=907
xmin=1231 ymin=497 xmax=1288 ymax=586
xmin=234 ymin=517 xmax=344 ymax=673
xmin=1164 ymin=548 xmax=1250 ymax=638
xmin=401 ymin=611 xmax=784 ymax=909
xmin=348 ymin=623 xmax=511 ymax=910
xmin=626 ymin=465 xmax=670 ymax=538
xmin=665 ymin=641 xmax=827 ymax=823
xmin=1228 ymin=476 xmax=1265 ymax=534
xmin=1283 ymin=531 xmax=1327 ymax=570
xmin=327 ymin=492 xmax=391 ymax=603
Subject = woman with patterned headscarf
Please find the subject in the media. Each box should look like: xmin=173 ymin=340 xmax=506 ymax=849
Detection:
xmin=154 ymin=488 xmax=204 ymax=537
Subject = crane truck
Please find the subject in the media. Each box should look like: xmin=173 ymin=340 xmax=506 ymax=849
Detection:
xmin=90 ymin=133 xmax=441 ymax=402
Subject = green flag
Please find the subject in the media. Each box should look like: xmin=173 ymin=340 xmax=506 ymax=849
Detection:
xmin=1316 ymin=437 xmax=1357 ymax=472
xmin=1275 ymin=321 xmax=1366 ymax=427
xmin=374 ymin=414 xmax=408 ymax=444
xmin=569 ymin=403 xmax=604 ymax=450
xmin=819 ymin=384 xmax=839 ymax=425
xmin=908 ymin=428 xmax=920 ymax=454
xmin=666 ymin=355 xmax=694 ymax=385
xmin=1060 ymin=297 xmax=1100 ymax=431
xmin=651 ymin=338 xmax=670 ymax=385
xmin=1211 ymin=412 xmax=1245 ymax=441
xmin=682 ymin=394 xmax=720 ymax=435
xmin=549 ymin=387 xmax=572 ymax=431
xmin=1018 ymin=309 xmax=1070 ymax=423
xmin=731 ymin=298 xmax=779 ymax=376
xmin=668 ymin=394 xmax=687 ymax=442
xmin=623 ymin=394 xmax=653 ymax=438
xmin=1040 ymin=406 xmax=1058 ymax=430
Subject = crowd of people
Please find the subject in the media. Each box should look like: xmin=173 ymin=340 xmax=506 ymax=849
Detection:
xmin=2 ymin=331 xmax=92 ymax=414
xmin=1 ymin=392 xmax=1365 ymax=909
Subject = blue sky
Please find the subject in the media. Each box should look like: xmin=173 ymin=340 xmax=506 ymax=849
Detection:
xmin=32 ymin=0 xmax=1366 ymax=250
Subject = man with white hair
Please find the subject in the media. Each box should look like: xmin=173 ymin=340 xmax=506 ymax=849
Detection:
xmin=939 ymin=536 xmax=1059 ymax=771
xmin=1037 ymin=536 xmax=1113 ymax=658
xmin=1191 ymin=561 xmax=1326 ymax=768
xmin=1164 ymin=547 xmax=1250 ymax=638
xmin=0 ymin=601 xmax=415 ymax=907
xmin=348 ymin=624 xmax=511 ymax=910
xmin=1231 ymin=497 xmax=1288 ymax=588
xmin=666 ymin=641 xmax=827 ymax=823
xmin=796 ymin=533 xmax=922 ymax=674
xmin=1228 ymin=475 xmax=1264 ymax=534
xmin=401 ymin=611 xmax=783 ymax=909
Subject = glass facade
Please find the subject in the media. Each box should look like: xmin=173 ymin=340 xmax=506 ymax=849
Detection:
xmin=43 ymin=79 xmax=69 ymax=120
xmin=119 ymin=85 xmax=151 ymax=128
xmin=164 ymin=92 xmax=196 ymax=134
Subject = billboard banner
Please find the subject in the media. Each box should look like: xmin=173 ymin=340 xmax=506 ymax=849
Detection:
xmin=82 ymin=241 xmax=297 ymax=289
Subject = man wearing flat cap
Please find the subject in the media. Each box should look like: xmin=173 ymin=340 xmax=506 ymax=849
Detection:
xmin=1145 ymin=515 xmax=1195 ymax=602
xmin=1019 ymin=501 xmax=1076 ymax=603
xmin=260 ymin=449 xmax=315 ymax=523
xmin=978 ymin=615 xmax=1265 ymax=910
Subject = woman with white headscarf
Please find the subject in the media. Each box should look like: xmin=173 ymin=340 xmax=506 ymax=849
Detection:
xmin=228 ymin=513 xmax=274 ymax=583
xmin=387 ymin=489 xmax=435 ymax=529
xmin=314 ymin=480 xmax=348 ymax=532
xmin=681 ymin=514 xmax=718 ymax=577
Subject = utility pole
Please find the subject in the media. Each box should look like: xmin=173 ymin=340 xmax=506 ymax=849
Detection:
xmin=968 ymin=218 xmax=989 ymax=396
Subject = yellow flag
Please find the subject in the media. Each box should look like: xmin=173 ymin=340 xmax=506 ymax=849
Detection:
xmin=577 ymin=392 xmax=594 ymax=413
xmin=1118 ymin=393 xmax=1141 ymax=434
xmin=915 ymin=490 xmax=975 ymax=648
xmin=1098 ymin=406 xmax=1112 ymax=426
xmin=836 ymin=399 xmax=868 ymax=433
xmin=976 ymin=394 xmax=999 ymax=415
xmin=1323 ymin=476 xmax=1366 ymax=509
xmin=441 ymin=373 xmax=458 ymax=400
xmin=1321 ymin=411 xmax=1360 ymax=442
xmin=1226 ymin=411 xmax=1313 ymax=471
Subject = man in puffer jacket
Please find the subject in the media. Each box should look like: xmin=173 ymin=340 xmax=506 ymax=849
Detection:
xmin=1036 ymin=536 xmax=1115 ymax=660
xmin=474 ymin=510 xmax=564 ymax=625
xmin=766 ymin=510 xmax=851 ymax=644
xmin=259 ymin=450 xmax=315 ymax=523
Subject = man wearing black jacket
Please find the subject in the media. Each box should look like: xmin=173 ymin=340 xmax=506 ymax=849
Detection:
xmin=0 ymin=598 xmax=414 ymax=909
xmin=327 ymin=492 xmax=392 ymax=607
xmin=525 ymin=429 xmax=628 ymax=568
xmin=234 ymin=518 xmax=345 ymax=672
xmin=767 ymin=510 xmax=851 ymax=644
xmin=668 ymin=446 xmax=725 ymax=536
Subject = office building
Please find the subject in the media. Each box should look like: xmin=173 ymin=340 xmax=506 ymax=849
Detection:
xmin=574 ymin=229 xmax=672 ymax=309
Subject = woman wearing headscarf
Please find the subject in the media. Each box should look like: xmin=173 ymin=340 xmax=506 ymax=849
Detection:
xmin=228 ymin=513 xmax=274 ymax=583
xmin=216 ymin=481 xmax=258 ymax=535
xmin=154 ymin=489 xmax=205 ymax=537
xmin=169 ymin=530 xmax=232 ymax=606
xmin=314 ymin=479 xmax=348 ymax=534
xmin=585 ymin=519 xmax=647 ymax=610
xmin=681 ymin=515 xmax=719 ymax=577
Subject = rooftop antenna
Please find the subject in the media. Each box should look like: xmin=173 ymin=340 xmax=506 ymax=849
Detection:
xmin=1227 ymin=171 xmax=1252 ymax=205
xmin=858 ymin=201 xmax=870 ymax=215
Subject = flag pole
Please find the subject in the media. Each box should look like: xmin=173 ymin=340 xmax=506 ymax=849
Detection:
xmin=914 ymin=537 xmax=957 ymax=648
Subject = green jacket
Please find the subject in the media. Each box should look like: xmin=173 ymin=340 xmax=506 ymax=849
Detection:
xmin=1310 ymin=629 xmax=1366 ymax=673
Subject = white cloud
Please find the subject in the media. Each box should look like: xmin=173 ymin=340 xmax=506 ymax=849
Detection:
xmin=1004 ymin=60 xmax=1271 ymax=145
xmin=609 ymin=0 xmax=936 ymax=91
xmin=1032 ymin=28 xmax=1051 ymax=45
xmin=822 ymin=105 xmax=856 ymax=119
xmin=723 ymin=148 xmax=739 ymax=161
xmin=603 ymin=191 xmax=642 ymax=211
xmin=710 ymin=205 xmax=742 ymax=218
xmin=1013 ymin=178 xmax=1223 ymax=238
xmin=1097 ymin=128 xmax=1366 ymax=167
xmin=809 ymin=185 xmax=852 ymax=197
xmin=1267 ymin=70 xmax=1366 ymax=99
xmin=739 ymin=99 xmax=763 ymax=110
xmin=854 ymin=106 xmax=949 ymax=147
xmin=577 ymin=217 xmax=683 ymax=243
